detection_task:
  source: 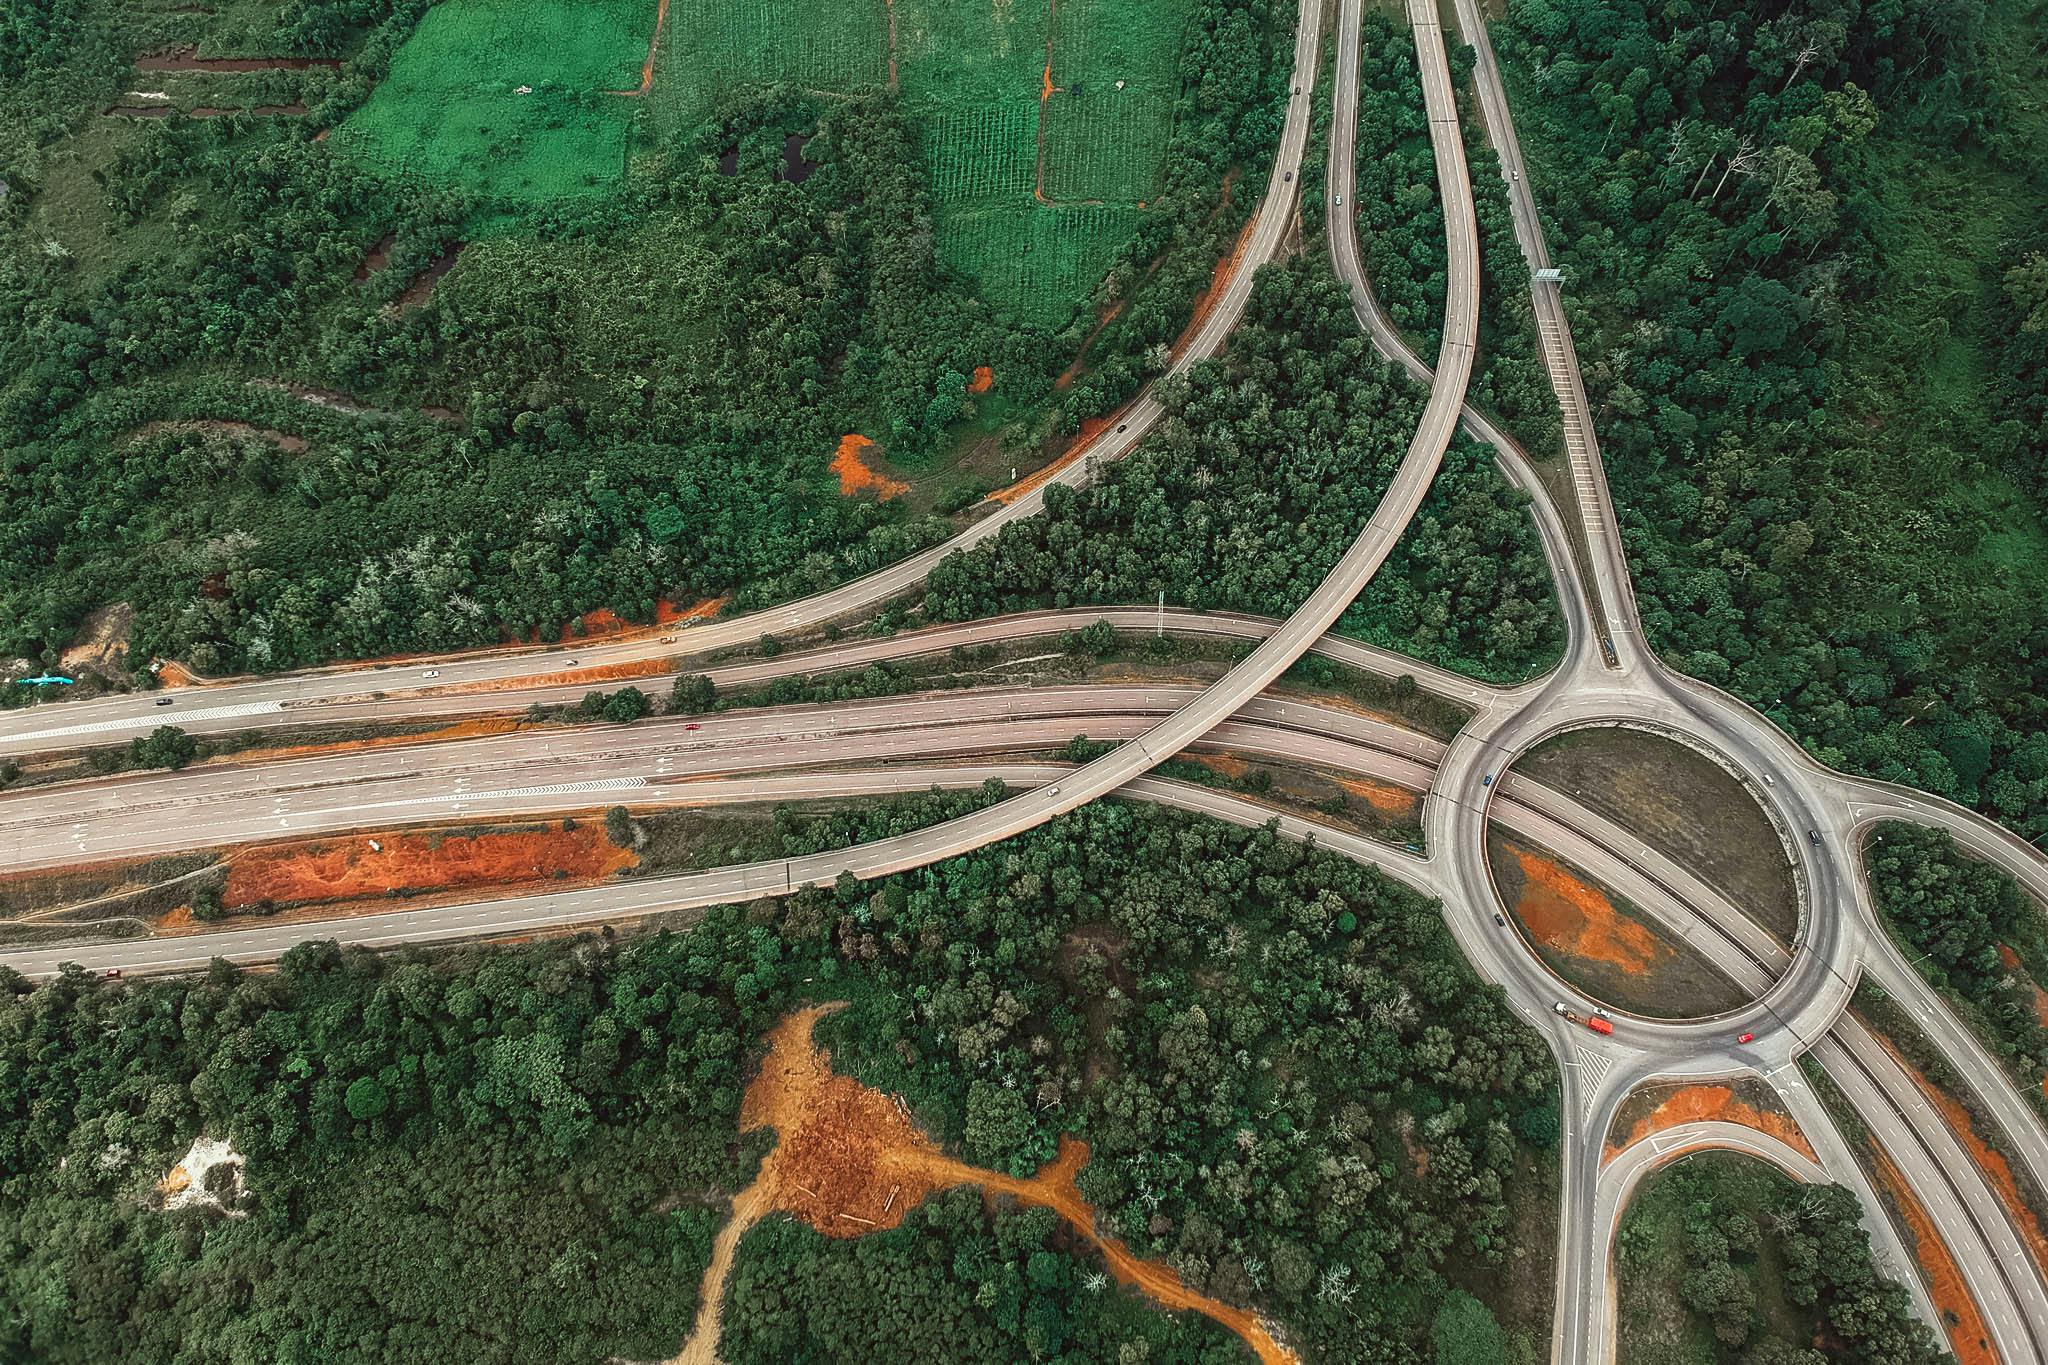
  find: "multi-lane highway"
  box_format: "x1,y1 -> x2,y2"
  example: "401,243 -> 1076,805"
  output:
6,0 -> 2048,1360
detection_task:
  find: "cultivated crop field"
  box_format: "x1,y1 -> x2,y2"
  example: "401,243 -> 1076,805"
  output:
335,0 -> 654,205
337,0 -> 1195,319
653,0 -> 889,134
645,0 -> 1197,326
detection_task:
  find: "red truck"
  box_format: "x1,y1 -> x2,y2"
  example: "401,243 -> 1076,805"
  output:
1554,1002 -> 1614,1035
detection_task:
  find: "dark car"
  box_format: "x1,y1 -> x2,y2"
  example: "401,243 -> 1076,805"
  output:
1807,829 -> 1823,847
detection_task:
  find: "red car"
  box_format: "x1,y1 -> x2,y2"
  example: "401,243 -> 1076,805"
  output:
1736,1032 -> 1754,1044
682,723 -> 702,731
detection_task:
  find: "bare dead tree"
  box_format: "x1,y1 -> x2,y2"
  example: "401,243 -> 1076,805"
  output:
1709,135 -> 1759,205
1781,38 -> 1822,92
1666,115 -> 1691,165
1691,153 -> 1717,200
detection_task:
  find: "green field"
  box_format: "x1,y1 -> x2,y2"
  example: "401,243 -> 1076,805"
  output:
640,0 -> 1195,325
340,0 -> 1194,319
655,0 -> 889,134
335,0 -> 655,204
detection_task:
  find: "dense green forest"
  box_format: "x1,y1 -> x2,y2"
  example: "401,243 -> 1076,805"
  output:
0,798 -> 1557,1363
0,0 -> 1289,675
924,258 -> 1566,682
1348,11 -> 1448,356
1345,15 -> 1560,460
1615,1151 -> 1950,1364
1496,0 -> 2048,836
720,1191 -> 1252,1362
1865,822 -> 2048,1100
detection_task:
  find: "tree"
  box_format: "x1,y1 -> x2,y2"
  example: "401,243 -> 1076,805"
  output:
344,1075 -> 390,1120
671,674 -> 717,713
601,688 -> 649,724
129,725 -> 197,771
1431,1290 -> 1508,1363
604,806 -> 635,848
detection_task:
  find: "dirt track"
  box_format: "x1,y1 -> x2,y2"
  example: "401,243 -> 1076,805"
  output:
672,1004 -> 1299,1363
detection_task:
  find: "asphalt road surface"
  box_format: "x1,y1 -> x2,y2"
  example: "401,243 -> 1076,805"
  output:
8,0 -> 2048,1357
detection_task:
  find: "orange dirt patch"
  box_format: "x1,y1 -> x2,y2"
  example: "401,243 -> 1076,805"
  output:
1604,1084 -> 1814,1164
1335,775 -> 1420,818
152,661 -> 203,688
462,656 -> 677,694
1186,752 -> 1250,781
1167,216 -> 1257,365
1508,842 -> 1667,975
222,824 -> 636,910
563,595 -> 723,644
1871,1031 -> 2048,1279
967,365 -> 994,394
830,434 -> 909,500
675,1005 -> 1300,1365
1869,1141 -> 1995,1365
609,0 -> 669,96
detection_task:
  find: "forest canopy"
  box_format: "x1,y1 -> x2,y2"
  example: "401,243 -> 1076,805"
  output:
0,798 -> 1558,1363
1496,0 -> 2048,835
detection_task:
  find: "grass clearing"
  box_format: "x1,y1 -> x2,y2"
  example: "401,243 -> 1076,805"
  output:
335,0 -> 654,205
933,202 -> 1141,326
1514,726 -> 1798,943
1041,0 -> 1182,202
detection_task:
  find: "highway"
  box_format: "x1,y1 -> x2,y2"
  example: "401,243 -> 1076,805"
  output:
1428,0 -> 2048,1353
8,0 -> 2048,1359
5,0 -> 1478,1016
1592,1122 -> 1833,1365
0,604 -> 1498,751
0,0 -> 1329,763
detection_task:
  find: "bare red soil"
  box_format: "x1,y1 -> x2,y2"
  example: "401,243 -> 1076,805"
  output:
1167,217 -> 1257,365
672,1005 -> 1300,1365
1604,1083 -> 1815,1163
1334,774 -> 1420,818
1870,1030 -> 2048,1278
609,0 -> 670,96
1869,1142 -> 1995,1365
830,434 -> 909,500
222,824 -> 636,909
1508,842 -> 1667,974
